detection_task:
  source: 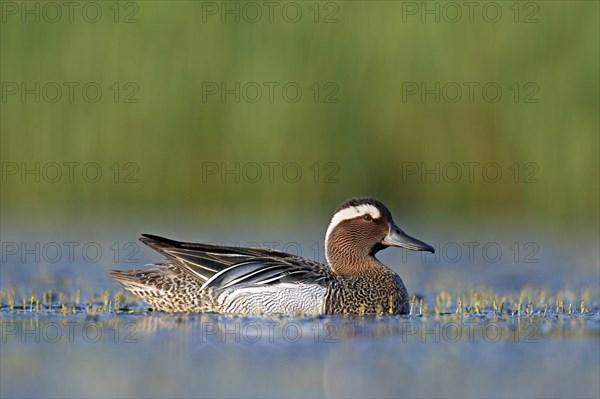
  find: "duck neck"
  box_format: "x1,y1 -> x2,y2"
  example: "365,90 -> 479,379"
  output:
325,240 -> 382,277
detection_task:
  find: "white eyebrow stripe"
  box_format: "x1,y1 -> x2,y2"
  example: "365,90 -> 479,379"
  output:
324,204 -> 381,246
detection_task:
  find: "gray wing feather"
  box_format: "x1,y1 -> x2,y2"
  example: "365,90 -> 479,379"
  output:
139,234 -> 329,291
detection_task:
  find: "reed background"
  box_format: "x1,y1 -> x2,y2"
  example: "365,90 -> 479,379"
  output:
1,1 -> 598,233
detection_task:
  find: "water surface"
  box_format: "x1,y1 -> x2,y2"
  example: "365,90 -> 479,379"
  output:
1,219 -> 598,398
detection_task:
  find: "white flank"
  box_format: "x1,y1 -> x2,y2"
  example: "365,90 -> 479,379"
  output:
218,283 -> 326,314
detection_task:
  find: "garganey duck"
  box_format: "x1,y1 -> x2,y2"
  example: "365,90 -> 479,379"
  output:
110,197 -> 434,315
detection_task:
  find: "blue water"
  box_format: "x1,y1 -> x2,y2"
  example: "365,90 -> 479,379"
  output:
1,218 -> 599,398
1,312 -> 598,398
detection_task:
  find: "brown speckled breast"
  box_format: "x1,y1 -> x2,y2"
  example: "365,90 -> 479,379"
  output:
324,268 -> 409,315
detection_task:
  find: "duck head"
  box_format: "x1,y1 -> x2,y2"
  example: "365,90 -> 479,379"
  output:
324,197 -> 434,276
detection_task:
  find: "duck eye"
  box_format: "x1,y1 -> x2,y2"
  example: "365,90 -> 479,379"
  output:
362,214 -> 372,221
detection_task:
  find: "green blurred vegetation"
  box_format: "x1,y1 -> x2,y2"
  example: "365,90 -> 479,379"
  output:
1,1 -> 598,228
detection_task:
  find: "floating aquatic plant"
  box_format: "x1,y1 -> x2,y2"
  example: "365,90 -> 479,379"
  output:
0,285 -> 597,319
